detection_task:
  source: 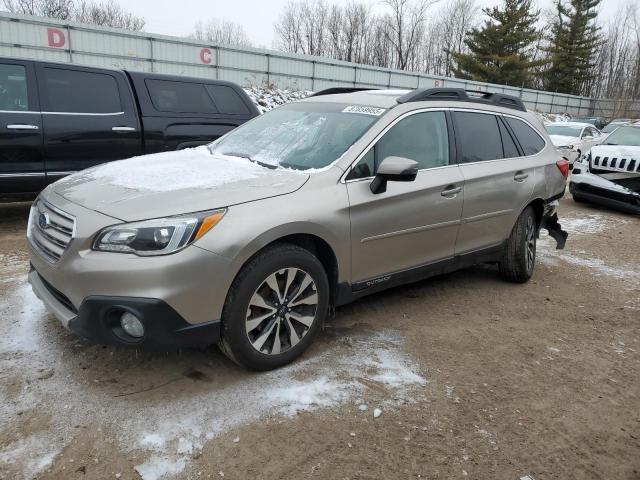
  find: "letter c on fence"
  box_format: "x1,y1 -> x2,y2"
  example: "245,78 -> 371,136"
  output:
200,48 -> 212,64
47,28 -> 66,48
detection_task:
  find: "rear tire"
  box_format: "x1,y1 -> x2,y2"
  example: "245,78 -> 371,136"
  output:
499,206 -> 537,283
572,194 -> 585,203
218,244 -> 329,371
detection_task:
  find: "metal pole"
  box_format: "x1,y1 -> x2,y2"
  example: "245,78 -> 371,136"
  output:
66,24 -> 73,63
149,37 -> 154,72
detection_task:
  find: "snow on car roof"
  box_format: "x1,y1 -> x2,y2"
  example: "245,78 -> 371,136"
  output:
302,89 -> 407,108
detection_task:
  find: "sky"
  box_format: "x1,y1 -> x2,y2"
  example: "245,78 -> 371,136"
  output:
115,0 -> 629,49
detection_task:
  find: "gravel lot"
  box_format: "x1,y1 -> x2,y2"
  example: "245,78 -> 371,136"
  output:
0,197 -> 638,480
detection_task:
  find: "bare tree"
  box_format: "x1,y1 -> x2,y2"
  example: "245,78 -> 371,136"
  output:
3,0 -> 143,30
383,0 -> 438,70
74,0 -> 144,30
193,18 -> 252,47
2,0 -> 73,19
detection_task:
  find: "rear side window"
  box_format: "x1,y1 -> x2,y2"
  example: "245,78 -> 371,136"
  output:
498,118 -> 520,158
42,67 -> 121,113
505,117 -> 545,155
453,112 -> 503,163
146,79 -> 218,114
205,85 -> 250,114
0,64 -> 30,111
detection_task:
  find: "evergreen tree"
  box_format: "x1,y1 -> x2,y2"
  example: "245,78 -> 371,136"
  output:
544,0 -> 602,95
452,0 -> 541,87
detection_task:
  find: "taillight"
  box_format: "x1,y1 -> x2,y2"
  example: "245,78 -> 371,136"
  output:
556,159 -> 569,179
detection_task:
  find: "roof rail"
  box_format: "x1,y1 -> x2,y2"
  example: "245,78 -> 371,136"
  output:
396,88 -> 527,112
310,87 -> 377,97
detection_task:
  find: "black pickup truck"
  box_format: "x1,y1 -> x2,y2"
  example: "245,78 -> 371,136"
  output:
0,57 -> 259,198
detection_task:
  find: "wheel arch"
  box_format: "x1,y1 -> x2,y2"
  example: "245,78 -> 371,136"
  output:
230,225 -> 345,307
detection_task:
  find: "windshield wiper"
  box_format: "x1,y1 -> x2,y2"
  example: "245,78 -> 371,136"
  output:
221,151 -> 278,170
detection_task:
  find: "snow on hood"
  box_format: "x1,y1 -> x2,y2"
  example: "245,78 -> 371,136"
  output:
590,144 -> 640,160
50,146 -> 309,221
549,134 -> 579,147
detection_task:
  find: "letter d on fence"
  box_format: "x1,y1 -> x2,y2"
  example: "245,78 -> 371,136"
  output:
47,28 -> 65,48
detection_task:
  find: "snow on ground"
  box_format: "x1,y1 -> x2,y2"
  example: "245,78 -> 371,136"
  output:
243,86 -> 312,113
537,213 -> 637,283
0,278 -> 427,480
531,111 -> 571,124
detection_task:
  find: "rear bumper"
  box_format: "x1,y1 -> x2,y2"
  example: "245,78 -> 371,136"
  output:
29,269 -> 221,349
569,178 -> 640,215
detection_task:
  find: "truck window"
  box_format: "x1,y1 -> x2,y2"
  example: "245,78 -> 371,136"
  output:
205,85 -> 250,114
41,67 -> 122,114
0,64 -> 30,111
146,79 -> 218,114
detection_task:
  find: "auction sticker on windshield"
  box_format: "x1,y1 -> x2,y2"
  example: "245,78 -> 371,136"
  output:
342,105 -> 386,116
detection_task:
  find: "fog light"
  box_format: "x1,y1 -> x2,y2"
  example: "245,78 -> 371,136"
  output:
120,312 -> 144,338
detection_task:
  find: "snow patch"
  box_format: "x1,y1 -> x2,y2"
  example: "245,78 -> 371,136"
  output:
134,455 -> 187,480
0,278 -> 427,480
68,147 -> 270,193
243,86 -> 312,113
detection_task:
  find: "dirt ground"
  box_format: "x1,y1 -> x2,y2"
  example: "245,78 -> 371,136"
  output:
0,197 -> 638,480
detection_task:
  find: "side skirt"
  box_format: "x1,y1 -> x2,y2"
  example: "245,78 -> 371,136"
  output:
334,243 -> 504,307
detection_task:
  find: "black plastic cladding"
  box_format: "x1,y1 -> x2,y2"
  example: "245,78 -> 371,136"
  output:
396,88 -> 527,112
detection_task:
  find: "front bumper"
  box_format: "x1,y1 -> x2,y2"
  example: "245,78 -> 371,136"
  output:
29,269 -> 221,348
27,191 -> 236,348
570,171 -> 640,214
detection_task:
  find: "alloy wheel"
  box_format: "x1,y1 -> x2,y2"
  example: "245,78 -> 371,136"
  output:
245,268 -> 318,355
525,215 -> 536,273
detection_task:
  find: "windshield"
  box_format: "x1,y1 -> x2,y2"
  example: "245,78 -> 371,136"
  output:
208,103 -> 383,170
602,123 -> 624,133
545,125 -> 582,137
604,126 -> 640,146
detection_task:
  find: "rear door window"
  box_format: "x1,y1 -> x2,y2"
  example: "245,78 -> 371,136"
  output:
452,112 -> 503,163
498,117 -> 520,158
205,85 -> 250,114
504,117 -> 546,155
0,64 -> 30,111
146,79 -> 218,114
41,67 -> 121,113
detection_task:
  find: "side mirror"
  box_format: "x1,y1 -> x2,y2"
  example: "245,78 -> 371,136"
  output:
370,156 -> 418,194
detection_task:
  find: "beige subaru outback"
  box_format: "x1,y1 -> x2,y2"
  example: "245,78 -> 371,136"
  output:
27,88 -> 569,370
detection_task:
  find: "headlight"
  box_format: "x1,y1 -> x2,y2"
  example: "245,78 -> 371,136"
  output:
559,145 -> 574,150
93,209 -> 226,256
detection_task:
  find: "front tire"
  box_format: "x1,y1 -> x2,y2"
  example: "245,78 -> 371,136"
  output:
219,244 -> 329,370
499,206 -> 537,283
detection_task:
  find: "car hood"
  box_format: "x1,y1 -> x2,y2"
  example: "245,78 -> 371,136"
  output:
590,144 -> 640,160
50,146 -> 309,221
549,134 -> 579,147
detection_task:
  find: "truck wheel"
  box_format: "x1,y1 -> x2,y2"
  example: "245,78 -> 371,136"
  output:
499,206 -> 536,283
219,244 -> 329,370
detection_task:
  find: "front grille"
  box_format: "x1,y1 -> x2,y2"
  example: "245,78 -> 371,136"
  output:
591,155 -> 640,174
28,199 -> 76,262
37,271 -> 78,314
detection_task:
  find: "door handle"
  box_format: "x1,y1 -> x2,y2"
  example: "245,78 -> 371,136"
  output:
112,126 -> 136,132
514,171 -> 529,182
7,124 -> 39,130
441,185 -> 462,197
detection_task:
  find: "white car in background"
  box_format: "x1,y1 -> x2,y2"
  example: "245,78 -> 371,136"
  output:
545,122 -> 603,165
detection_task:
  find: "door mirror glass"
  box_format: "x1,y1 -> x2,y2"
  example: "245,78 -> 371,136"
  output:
370,156 -> 418,194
